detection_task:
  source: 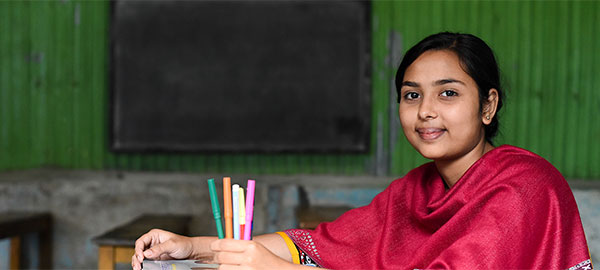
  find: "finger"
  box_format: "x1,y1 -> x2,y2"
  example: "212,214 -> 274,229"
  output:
210,239 -> 250,252
143,240 -> 176,259
131,253 -> 151,270
131,254 -> 141,270
135,230 -> 161,262
195,253 -> 217,264
213,251 -> 250,265
134,230 -> 154,251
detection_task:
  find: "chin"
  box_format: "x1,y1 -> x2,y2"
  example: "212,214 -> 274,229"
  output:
418,150 -> 445,160
412,143 -> 448,160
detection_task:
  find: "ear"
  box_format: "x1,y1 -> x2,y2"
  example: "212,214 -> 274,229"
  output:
482,88 -> 499,125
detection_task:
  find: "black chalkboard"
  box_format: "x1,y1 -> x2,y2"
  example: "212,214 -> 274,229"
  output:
111,0 -> 370,152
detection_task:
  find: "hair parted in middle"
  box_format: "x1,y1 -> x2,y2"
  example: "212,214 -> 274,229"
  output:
395,32 -> 504,144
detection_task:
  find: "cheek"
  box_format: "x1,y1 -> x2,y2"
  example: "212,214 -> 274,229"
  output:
398,105 -> 414,130
444,104 -> 481,134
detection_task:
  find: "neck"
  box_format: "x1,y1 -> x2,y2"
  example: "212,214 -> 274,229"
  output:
434,138 -> 494,189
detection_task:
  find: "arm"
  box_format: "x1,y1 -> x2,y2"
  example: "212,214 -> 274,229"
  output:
210,235 -> 320,270
132,229 -> 313,270
254,233 -> 293,262
131,229 -> 213,270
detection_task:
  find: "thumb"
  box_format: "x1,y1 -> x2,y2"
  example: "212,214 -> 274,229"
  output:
143,241 -> 174,259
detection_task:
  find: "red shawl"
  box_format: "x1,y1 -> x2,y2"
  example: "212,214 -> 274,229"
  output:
285,145 -> 591,269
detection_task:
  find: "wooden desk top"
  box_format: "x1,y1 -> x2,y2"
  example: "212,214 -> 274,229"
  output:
0,212 -> 52,239
93,214 -> 216,247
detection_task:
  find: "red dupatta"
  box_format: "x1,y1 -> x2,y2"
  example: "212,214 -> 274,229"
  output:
285,145 -> 592,269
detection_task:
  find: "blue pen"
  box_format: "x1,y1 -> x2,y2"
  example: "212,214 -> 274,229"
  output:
232,184 -> 240,240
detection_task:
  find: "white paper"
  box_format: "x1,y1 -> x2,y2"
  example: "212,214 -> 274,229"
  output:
142,260 -> 219,270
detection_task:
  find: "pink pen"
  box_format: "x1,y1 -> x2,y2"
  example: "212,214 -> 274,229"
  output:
243,180 -> 255,240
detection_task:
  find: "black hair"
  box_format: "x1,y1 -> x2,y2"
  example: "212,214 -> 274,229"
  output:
395,32 -> 504,144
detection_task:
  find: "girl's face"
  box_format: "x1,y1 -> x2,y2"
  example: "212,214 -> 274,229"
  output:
398,50 -> 488,161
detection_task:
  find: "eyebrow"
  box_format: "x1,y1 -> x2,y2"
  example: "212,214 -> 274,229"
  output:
401,78 -> 466,88
434,78 -> 466,86
401,81 -> 419,87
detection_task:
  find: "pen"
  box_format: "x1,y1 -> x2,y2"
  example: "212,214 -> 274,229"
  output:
223,177 -> 233,239
243,180 -> 255,240
232,184 -> 240,240
239,187 -> 245,239
207,178 -> 224,239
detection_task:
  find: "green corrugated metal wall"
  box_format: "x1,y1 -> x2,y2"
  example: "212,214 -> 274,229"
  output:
378,0 -> 600,179
1,1 -> 599,179
1,1 -> 107,171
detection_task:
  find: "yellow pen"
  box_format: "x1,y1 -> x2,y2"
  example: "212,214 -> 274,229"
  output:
239,187 -> 246,238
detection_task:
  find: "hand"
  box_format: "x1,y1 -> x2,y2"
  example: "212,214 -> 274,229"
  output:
131,229 -> 195,270
211,239 -> 295,270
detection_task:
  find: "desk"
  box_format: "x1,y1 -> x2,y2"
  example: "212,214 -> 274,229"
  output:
0,212 -> 52,269
93,214 -> 214,270
94,208 -> 350,270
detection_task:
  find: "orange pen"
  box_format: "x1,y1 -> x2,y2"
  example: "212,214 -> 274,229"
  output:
223,177 -> 233,239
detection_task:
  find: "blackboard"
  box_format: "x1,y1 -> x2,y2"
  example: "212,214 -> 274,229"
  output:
111,0 -> 371,152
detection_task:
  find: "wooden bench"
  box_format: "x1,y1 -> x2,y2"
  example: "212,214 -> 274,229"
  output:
0,212 -> 52,269
93,214 -> 215,270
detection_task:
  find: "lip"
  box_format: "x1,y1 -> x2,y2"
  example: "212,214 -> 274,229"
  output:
416,128 -> 446,141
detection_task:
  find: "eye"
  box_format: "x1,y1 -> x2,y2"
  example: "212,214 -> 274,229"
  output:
441,90 -> 458,97
404,92 -> 420,100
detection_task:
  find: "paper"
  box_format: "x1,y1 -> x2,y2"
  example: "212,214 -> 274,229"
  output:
142,260 -> 219,270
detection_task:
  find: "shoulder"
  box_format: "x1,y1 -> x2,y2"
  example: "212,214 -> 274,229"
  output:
486,145 -> 552,166
480,144 -> 570,194
485,145 -> 563,180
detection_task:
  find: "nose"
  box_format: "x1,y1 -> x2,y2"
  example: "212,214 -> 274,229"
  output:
418,96 -> 437,120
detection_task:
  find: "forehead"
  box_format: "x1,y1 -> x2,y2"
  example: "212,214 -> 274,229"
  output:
403,50 -> 473,83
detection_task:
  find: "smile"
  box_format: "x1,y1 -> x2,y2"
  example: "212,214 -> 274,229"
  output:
416,128 -> 446,140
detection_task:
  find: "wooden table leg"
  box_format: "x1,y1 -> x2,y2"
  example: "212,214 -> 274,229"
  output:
40,223 -> 53,269
114,247 -> 135,265
98,245 -> 115,270
9,236 -> 20,270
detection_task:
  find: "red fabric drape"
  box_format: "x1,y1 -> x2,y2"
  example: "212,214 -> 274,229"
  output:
286,145 -> 591,269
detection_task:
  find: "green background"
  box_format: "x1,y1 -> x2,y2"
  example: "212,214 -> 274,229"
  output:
1,1 -> 599,179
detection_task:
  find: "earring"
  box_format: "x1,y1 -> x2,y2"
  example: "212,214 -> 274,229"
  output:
486,115 -> 490,120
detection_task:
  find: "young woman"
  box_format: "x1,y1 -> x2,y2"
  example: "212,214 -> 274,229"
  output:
131,32 -> 592,270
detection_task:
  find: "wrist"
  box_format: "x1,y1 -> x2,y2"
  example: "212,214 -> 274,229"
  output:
190,236 -> 218,260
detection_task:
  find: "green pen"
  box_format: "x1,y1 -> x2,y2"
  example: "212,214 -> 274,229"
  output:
208,178 -> 224,239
